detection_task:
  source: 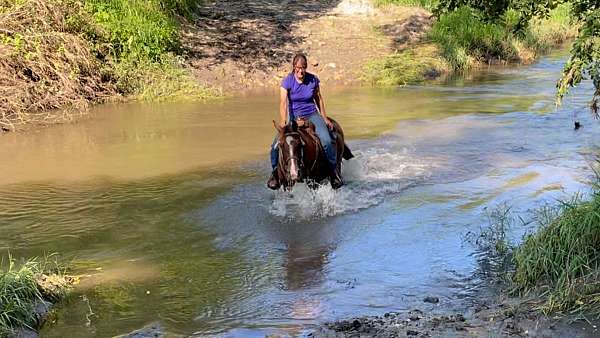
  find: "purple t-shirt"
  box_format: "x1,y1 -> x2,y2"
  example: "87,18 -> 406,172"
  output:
281,72 -> 320,118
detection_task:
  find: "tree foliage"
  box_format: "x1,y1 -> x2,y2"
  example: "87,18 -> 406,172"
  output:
435,0 -> 600,116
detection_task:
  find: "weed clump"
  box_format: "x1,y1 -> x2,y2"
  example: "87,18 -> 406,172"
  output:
362,44 -> 448,86
0,255 -> 72,336
429,6 -> 518,70
429,3 -> 576,71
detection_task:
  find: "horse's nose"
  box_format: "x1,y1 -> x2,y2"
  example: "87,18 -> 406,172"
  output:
290,160 -> 299,181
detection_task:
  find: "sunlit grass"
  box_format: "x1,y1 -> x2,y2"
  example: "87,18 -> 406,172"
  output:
373,0 -> 437,10
0,254 -> 70,336
429,4 -> 576,71
513,192 -> 600,315
362,44 -> 448,86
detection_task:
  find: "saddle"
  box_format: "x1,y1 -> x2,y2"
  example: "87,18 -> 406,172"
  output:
294,117 -> 354,162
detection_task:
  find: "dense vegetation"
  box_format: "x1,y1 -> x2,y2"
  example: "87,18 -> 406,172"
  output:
0,259 -> 44,336
367,0 -> 575,86
436,0 -> 600,116
429,4 -> 573,70
0,0 -> 216,129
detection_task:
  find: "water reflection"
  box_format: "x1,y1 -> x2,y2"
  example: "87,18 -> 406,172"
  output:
285,243 -> 328,291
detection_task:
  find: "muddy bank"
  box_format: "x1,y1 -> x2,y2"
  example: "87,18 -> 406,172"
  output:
316,298 -> 599,337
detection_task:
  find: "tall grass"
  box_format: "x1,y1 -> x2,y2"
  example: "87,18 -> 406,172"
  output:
0,257 -> 45,336
428,4 -> 575,71
83,0 -> 210,97
428,6 -> 518,70
513,191 -> 600,315
85,0 -> 181,61
524,3 -> 576,53
0,254 -> 71,336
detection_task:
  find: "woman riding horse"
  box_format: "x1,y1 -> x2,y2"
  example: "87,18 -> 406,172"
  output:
268,53 -> 344,190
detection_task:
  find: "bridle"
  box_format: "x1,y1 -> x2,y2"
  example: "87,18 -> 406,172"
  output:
278,132 -> 305,183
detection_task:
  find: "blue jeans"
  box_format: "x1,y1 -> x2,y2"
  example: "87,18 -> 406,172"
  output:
270,112 -> 337,170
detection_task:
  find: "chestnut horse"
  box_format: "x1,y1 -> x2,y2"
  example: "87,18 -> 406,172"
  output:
273,118 -> 353,190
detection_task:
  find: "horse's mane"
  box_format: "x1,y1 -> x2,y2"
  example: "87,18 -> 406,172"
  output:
282,124 -> 296,134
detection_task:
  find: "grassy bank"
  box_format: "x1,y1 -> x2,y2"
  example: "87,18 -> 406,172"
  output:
0,255 -> 71,336
0,0 -> 218,129
429,4 -> 575,70
513,192 -> 600,315
470,186 -> 600,318
365,2 -> 576,86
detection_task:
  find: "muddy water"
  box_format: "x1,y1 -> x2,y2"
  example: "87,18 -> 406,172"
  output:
1,50 -> 599,337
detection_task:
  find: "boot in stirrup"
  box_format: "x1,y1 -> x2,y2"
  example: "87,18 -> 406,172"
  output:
330,167 -> 344,190
267,169 -> 281,190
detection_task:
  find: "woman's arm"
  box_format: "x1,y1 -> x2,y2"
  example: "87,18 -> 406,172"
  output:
279,87 -> 288,127
314,86 -> 333,129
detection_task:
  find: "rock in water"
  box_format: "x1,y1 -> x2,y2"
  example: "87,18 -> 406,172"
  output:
423,296 -> 439,304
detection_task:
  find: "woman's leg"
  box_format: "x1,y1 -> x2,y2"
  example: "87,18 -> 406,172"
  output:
307,113 -> 337,169
270,136 -> 279,170
267,135 -> 281,189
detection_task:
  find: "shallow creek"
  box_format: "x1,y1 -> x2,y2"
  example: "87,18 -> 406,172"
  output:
0,50 -> 598,337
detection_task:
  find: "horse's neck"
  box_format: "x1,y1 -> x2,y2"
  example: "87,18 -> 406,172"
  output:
297,128 -> 320,171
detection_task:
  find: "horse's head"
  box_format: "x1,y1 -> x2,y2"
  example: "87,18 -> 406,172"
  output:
274,121 -> 304,190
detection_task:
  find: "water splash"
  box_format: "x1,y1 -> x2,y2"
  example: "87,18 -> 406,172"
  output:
269,148 -> 431,220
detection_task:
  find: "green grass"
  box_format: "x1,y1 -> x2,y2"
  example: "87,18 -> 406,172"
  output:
428,6 -> 518,70
512,191 -> 600,315
81,0 -> 218,100
362,44 -> 448,86
524,3 -> 576,53
428,4 -> 575,71
85,0 -> 181,62
0,255 -> 66,336
119,57 -> 222,101
373,0 -> 437,10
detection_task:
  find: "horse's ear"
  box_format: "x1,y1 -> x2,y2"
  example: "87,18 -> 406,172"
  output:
273,120 -> 283,135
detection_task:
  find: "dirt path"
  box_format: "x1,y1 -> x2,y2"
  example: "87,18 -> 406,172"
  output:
182,0 -> 432,93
